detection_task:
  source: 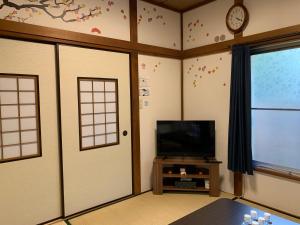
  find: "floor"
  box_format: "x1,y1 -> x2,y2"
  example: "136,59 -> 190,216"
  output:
49,192 -> 300,225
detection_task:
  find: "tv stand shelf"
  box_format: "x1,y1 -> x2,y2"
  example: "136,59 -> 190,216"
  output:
153,157 -> 221,196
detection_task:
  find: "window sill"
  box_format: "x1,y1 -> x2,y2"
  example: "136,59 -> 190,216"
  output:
254,166 -> 300,182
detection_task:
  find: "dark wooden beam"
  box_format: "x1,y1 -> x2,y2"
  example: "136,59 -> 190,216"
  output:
130,52 -> 141,195
180,12 -> 184,120
182,39 -> 234,58
0,19 -> 133,51
182,0 -> 216,13
255,167 -> 300,182
234,172 -> 243,196
142,0 -> 216,13
183,24 -> 300,58
130,0 -> 138,43
0,20 -> 181,59
140,0 -> 181,12
129,0 -> 141,195
135,42 -> 181,58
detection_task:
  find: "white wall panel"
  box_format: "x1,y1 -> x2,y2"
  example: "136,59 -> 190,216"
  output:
139,55 -> 181,192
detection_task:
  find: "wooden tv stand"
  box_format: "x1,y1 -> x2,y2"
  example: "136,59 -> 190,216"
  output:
153,157 -> 221,197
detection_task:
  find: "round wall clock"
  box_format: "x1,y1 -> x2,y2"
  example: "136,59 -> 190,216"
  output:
226,4 -> 249,34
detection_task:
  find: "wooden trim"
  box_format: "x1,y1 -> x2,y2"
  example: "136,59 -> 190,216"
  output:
183,24 -> 300,58
3,7 -> 300,60
0,74 -> 42,164
16,78 -> 22,157
142,0 -> 216,13
0,20 -> 132,51
182,39 -> 234,58
130,0 -> 138,43
180,13 -> 184,120
55,44 -> 66,217
0,20 -> 181,59
255,166 -> 300,183
77,78 -> 120,151
135,43 -> 181,58
239,197 -> 300,220
180,60 -> 184,120
182,0 -> 216,13
180,12 -> 183,51
0,96 -> 3,160
130,52 -> 141,195
234,172 -> 243,197
130,0 -> 141,196
140,0 -> 181,12
235,32 -> 243,38
37,217 -> 63,225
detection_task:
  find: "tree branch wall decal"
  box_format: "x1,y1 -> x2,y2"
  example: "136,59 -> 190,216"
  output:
0,0 -> 102,23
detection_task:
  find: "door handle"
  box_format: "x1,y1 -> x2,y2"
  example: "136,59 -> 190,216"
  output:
122,130 -> 128,136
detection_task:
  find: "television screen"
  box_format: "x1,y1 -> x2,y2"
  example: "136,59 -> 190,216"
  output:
156,121 -> 215,157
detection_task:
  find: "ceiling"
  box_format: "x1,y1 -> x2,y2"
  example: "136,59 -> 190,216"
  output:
143,0 -> 216,12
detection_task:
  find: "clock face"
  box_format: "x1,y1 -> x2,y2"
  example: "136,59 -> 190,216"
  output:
226,5 -> 249,33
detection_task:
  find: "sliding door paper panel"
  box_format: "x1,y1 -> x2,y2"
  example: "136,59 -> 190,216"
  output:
59,45 -> 132,216
0,39 -> 61,225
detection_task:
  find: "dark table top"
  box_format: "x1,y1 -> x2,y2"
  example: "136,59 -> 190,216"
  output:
169,198 -> 299,225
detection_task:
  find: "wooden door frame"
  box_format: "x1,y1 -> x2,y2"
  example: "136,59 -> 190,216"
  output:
0,36 -> 141,223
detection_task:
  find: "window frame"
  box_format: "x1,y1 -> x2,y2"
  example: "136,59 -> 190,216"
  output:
0,73 -> 42,164
250,42 -> 300,181
77,77 -> 120,151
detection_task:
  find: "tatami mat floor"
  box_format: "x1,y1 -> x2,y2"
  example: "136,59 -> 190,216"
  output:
50,191 -> 300,225
68,192 -> 232,225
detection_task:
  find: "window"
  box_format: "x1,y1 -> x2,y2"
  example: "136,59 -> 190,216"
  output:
78,78 -> 119,151
251,46 -> 300,173
0,74 -> 41,163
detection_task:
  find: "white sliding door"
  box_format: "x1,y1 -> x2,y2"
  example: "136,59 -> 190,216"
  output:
0,39 -> 61,225
58,45 -> 132,216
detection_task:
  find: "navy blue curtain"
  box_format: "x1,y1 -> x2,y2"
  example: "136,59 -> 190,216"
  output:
228,45 -> 253,175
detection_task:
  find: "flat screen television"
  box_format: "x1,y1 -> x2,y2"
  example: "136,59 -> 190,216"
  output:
156,121 -> 215,158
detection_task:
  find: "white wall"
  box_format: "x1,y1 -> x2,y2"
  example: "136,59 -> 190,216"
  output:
244,0 -> 300,36
244,172 -> 300,216
0,0 -> 130,40
183,52 -> 233,194
183,0 -> 234,50
137,0 -> 181,50
139,55 -> 181,192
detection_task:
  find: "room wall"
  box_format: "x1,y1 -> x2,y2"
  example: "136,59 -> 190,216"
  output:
244,0 -> 300,36
244,172 -> 300,215
0,0 -> 130,41
182,0 -> 234,50
183,0 -> 300,214
138,55 -> 181,192
183,52 -> 233,194
137,0 -> 181,50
